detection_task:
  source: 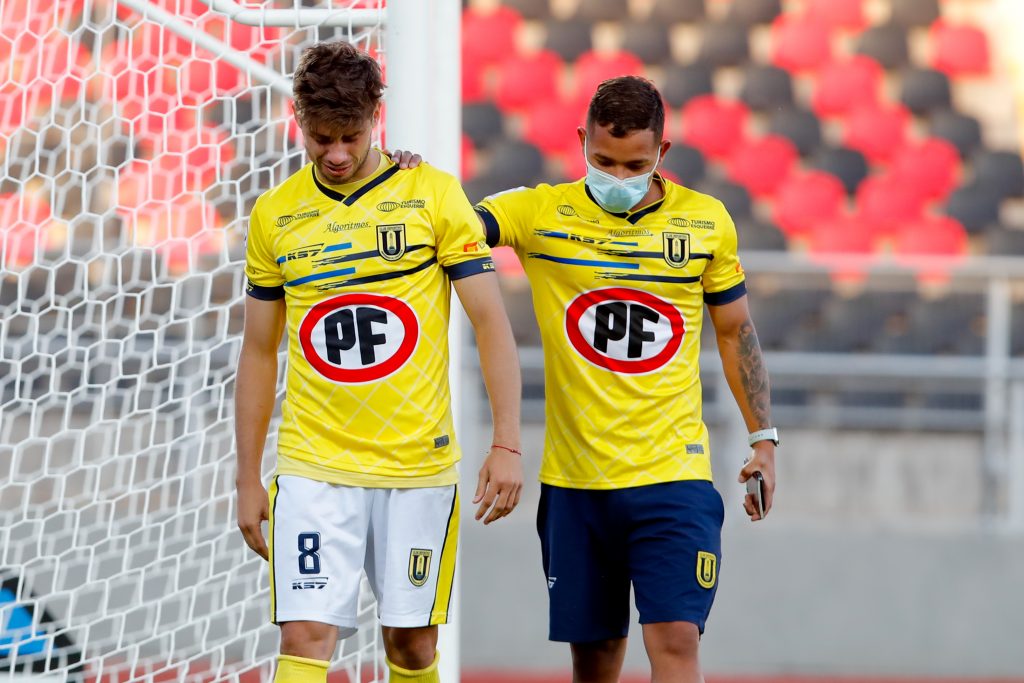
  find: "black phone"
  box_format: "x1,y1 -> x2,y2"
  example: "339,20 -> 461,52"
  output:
745,470 -> 766,519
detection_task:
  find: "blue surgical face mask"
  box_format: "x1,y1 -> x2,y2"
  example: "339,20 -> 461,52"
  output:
584,139 -> 661,214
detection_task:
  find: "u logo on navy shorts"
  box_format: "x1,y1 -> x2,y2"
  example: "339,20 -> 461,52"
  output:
537,479 -> 724,643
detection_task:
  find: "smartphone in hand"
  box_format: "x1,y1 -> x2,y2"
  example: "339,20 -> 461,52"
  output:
746,471 -> 766,519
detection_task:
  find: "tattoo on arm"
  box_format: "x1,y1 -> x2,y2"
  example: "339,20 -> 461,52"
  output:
737,318 -> 771,428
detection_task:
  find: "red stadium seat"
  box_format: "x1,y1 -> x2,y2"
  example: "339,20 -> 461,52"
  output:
929,20 -> 990,76
462,56 -> 486,104
522,97 -> 587,157
493,50 -> 562,113
855,174 -> 928,237
842,103 -> 911,164
811,56 -> 884,118
806,0 -> 866,31
572,50 -> 645,100
893,215 -> 968,282
807,213 -> 878,283
889,138 -> 960,202
0,192 -> 64,270
772,170 -> 847,238
770,14 -> 832,72
680,95 -> 750,160
462,5 -> 522,68
725,134 -> 799,198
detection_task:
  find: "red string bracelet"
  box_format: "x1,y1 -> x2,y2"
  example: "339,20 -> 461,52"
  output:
491,444 -> 522,456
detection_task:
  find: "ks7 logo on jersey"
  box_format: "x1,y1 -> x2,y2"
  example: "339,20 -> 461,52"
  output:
565,288 -> 684,374
299,293 -> 419,383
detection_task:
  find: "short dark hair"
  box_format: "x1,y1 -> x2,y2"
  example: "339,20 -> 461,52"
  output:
586,76 -> 665,138
292,41 -> 384,129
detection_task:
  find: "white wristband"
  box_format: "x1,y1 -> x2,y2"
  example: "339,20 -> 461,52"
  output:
748,428 -> 779,447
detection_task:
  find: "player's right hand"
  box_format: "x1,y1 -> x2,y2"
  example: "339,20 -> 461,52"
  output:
237,479 -> 270,560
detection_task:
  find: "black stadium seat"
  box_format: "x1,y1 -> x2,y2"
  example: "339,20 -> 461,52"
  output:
462,102 -> 505,148
650,0 -> 705,23
620,21 -> 672,64
727,0 -> 781,27
695,178 -> 752,218
697,20 -> 750,67
543,19 -> 593,61
660,62 -> 714,108
890,0 -> 941,28
986,226 -> 1024,255
739,64 -> 794,112
856,23 -> 910,70
945,182 -> 1003,234
810,146 -> 869,195
488,139 -> 546,186
736,218 -> 787,251
973,150 -> 1024,199
768,106 -> 823,156
576,0 -> 629,22
502,0 -> 550,21
930,109 -> 984,158
661,143 -> 706,186
900,67 -> 952,116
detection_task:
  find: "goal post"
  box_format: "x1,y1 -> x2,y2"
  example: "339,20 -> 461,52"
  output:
0,0 -> 463,681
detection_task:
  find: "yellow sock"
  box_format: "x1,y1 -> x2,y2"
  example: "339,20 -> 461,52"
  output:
386,651 -> 440,683
273,654 -> 329,683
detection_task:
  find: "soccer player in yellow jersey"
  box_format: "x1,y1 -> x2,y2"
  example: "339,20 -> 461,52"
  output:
475,77 -> 777,682
234,42 -> 522,683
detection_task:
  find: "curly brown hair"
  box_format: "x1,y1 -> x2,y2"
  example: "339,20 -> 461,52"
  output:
292,41 -> 384,129
587,76 -> 665,139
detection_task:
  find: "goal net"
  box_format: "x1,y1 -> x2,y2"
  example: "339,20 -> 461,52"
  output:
0,1 -> 406,681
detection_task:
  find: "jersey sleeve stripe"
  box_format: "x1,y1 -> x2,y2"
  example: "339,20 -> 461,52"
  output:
475,206 -> 501,247
704,281 -> 747,305
246,280 -> 285,300
444,257 -> 496,280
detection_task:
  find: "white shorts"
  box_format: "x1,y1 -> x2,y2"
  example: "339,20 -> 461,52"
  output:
268,474 -> 459,638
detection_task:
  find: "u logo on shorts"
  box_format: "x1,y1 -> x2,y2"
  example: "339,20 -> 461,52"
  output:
696,551 -> 717,589
408,548 -> 432,587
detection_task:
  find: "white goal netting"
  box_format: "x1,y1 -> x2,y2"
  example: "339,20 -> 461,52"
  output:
1,1 -> 388,680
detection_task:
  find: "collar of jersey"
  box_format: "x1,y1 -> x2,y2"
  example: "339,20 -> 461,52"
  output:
582,173 -> 668,225
310,152 -> 400,206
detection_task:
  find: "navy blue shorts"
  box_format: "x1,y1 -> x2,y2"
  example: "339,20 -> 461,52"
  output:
537,479 -> 724,643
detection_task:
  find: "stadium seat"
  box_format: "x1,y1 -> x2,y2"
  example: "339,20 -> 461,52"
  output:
462,56 -> 486,103
900,67 -> 952,116
929,21 -> 990,76
739,65 -> 794,112
502,0 -> 550,21
930,109 -> 983,159
493,50 -> 562,113
773,170 -> 846,238
806,0 -> 867,31
972,150 -> 1024,199
522,98 -> 586,156
464,173 -> 517,204
620,21 -> 672,65
695,178 -> 752,219
893,215 -> 968,282
807,213 -> 878,284
727,0 -> 781,27
855,23 -> 910,70
855,174 -> 928,237
810,146 -> 869,195
543,19 -> 593,62
736,218 -> 787,251
680,95 -> 750,159
462,102 -> 505,148
986,226 -> 1024,255
811,55 -> 884,118
889,138 -> 961,202
890,0 -> 940,28
0,192 -> 63,271
461,134 -> 476,181
944,183 -> 1003,234
770,14 -> 832,72
462,5 -> 522,67
697,20 -> 750,67
576,0 -> 629,23
487,139 -> 546,187
768,107 -> 823,156
649,0 -> 705,23
660,143 -> 706,187
843,103 -> 911,163
726,134 -> 799,198
573,50 -> 645,99
660,63 -> 714,108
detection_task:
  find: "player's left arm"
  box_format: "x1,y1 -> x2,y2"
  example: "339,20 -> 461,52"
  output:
708,295 -> 775,520
452,273 -> 524,525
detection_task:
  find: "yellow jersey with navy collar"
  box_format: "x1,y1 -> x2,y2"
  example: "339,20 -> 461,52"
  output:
476,176 -> 745,489
245,152 -> 494,487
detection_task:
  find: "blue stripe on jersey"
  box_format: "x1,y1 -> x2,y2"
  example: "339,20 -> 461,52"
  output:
285,267 -> 358,287
445,257 -> 495,280
536,230 -> 638,246
322,243 -> 353,253
528,253 -> 640,270
595,272 -> 701,284
276,242 -> 352,264
317,257 -> 438,291
246,280 -> 285,300
596,249 -> 713,260
314,244 -> 427,268
704,281 -> 747,305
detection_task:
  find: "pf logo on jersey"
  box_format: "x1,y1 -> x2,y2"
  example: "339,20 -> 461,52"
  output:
299,293 -> 419,383
565,288 -> 684,374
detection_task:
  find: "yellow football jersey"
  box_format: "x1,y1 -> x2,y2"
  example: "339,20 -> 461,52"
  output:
245,153 -> 494,487
476,176 -> 745,489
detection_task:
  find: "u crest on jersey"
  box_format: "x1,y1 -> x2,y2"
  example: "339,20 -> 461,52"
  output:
408,548 -> 432,587
377,224 -> 407,261
662,231 -> 690,269
696,550 -> 717,589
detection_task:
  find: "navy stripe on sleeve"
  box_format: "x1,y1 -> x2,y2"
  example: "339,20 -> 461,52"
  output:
475,206 -> 501,248
246,280 -> 285,300
704,281 -> 746,306
445,257 -> 496,280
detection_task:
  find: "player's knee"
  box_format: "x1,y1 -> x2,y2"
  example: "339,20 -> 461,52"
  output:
643,621 -> 700,662
280,621 -> 337,661
382,626 -> 438,670
570,638 -> 627,682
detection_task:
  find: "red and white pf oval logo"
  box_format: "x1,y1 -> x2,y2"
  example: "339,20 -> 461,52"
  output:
565,287 -> 684,374
299,293 -> 419,383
